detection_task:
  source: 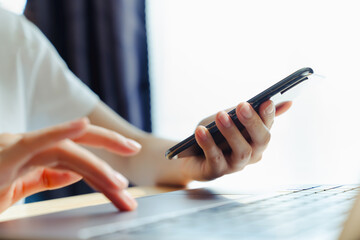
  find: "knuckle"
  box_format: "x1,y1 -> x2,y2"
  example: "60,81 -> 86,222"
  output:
229,147 -> 252,171
262,131 -> 271,145
233,164 -> 246,173
16,136 -> 30,147
228,159 -> 247,173
251,155 -> 263,164
232,150 -> 252,167
211,153 -> 224,165
201,154 -> 225,181
228,156 -> 247,170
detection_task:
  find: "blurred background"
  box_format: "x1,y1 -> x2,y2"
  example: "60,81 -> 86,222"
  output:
147,0 -> 360,188
2,0 -> 360,192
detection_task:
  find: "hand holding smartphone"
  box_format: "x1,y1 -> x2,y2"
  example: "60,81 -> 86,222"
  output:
165,67 -> 314,160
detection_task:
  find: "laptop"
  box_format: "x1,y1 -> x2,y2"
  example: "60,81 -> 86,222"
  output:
0,184 -> 359,240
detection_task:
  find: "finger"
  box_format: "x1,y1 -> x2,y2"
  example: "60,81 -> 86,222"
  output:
10,168 -> 82,205
1,118 -> 89,165
215,111 -> 252,170
258,100 -> 275,129
23,140 -> 137,211
275,101 -> 292,116
194,126 -> 227,180
236,102 -> 271,151
22,118 -> 89,153
73,125 -> 141,156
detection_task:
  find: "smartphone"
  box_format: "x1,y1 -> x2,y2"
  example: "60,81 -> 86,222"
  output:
165,67 -> 314,160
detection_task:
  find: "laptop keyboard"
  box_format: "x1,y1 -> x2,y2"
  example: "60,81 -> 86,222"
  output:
93,185 -> 360,240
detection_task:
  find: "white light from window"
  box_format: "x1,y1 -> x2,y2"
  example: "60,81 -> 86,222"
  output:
147,0 -> 360,187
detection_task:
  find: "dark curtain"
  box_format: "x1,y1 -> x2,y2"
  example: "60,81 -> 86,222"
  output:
24,0 -> 151,203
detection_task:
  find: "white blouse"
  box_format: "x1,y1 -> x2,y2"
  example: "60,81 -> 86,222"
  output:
0,8 -> 99,134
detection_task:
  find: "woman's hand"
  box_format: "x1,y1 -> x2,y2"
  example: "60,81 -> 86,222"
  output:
0,118 -> 141,214
180,100 -> 291,181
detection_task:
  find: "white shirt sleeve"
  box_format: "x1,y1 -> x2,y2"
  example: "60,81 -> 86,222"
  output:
0,9 -> 99,132
22,15 -> 100,131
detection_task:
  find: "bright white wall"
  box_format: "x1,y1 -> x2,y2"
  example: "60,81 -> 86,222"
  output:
147,0 -> 360,187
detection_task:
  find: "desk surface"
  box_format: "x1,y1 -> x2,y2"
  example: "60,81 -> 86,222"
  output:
0,186 -> 180,223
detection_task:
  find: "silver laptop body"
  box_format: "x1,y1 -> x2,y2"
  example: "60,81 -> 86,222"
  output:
0,185 -> 358,240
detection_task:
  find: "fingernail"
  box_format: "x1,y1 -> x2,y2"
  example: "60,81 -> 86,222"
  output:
240,103 -> 253,119
218,111 -> 231,128
122,190 -> 138,209
265,103 -> 275,115
197,126 -> 208,141
126,139 -> 142,151
114,172 -> 129,188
